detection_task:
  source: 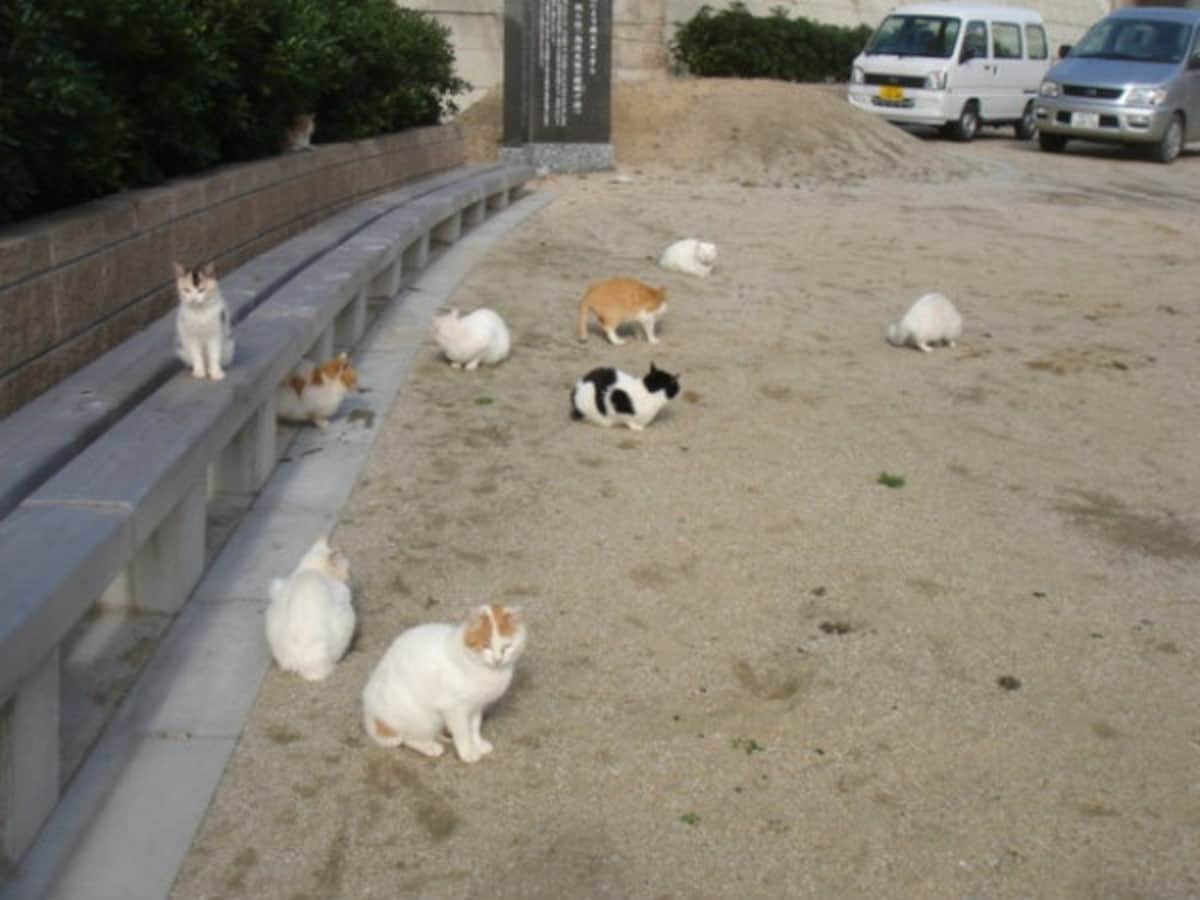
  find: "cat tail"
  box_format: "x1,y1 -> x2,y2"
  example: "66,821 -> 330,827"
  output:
576,299 -> 591,341
570,387 -> 584,420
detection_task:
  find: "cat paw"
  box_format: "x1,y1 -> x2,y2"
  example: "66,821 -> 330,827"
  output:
605,334 -> 625,345
647,336 -> 661,344
191,367 -> 207,380
457,747 -> 483,763
627,422 -> 645,431
916,344 -> 933,353
450,361 -> 463,369
465,359 -> 480,371
477,738 -> 494,756
209,369 -> 226,381
313,417 -> 330,429
406,739 -> 445,758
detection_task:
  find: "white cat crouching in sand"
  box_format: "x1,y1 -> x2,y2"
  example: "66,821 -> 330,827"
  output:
265,537 -> 355,682
659,239 -> 718,277
431,307 -> 511,369
887,292 -> 963,353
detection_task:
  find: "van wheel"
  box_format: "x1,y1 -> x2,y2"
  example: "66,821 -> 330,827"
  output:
1038,132 -> 1067,153
1150,113 -> 1184,164
944,102 -> 980,141
1014,102 -> 1038,141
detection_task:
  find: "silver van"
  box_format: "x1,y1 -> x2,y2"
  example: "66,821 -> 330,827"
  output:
1035,6 -> 1200,162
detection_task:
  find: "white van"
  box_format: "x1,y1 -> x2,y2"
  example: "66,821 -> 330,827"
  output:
848,4 -> 1052,141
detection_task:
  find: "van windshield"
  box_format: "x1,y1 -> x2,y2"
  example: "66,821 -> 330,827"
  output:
1070,18 -> 1191,63
865,15 -> 961,58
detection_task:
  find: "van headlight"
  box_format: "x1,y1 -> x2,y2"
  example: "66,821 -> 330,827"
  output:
924,70 -> 947,90
851,66 -> 864,85
1123,86 -> 1167,106
1039,80 -> 1060,97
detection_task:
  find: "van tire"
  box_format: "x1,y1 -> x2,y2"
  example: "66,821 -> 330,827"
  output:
1038,133 -> 1067,153
1014,102 -> 1037,141
1150,113 -> 1184,164
944,102 -> 980,141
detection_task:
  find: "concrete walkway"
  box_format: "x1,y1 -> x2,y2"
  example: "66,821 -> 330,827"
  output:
1,190 -> 553,900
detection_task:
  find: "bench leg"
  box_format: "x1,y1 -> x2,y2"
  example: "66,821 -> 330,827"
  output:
213,399 -> 277,496
432,212 -> 462,246
102,483 -> 205,614
403,235 -> 430,284
463,199 -> 485,229
1,649 -> 60,868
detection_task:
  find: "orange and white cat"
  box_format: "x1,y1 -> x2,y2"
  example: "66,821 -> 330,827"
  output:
576,277 -> 668,345
363,604 -> 526,763
276,352 -> 358,428
282,113 -> 316,152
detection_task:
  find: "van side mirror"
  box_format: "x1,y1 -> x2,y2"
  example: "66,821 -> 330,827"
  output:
960,46 -> 976,63
1058,44 -> 1071,59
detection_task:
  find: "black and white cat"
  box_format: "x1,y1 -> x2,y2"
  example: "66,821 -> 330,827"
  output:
570,362 -> 680,431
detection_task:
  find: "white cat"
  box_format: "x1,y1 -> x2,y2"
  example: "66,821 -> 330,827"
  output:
570,363 -> 681,431
886,292 -> 963,353
362,604 -> 526,763
173,261 -> 235,380
276,353 -> 359,428
431,307 -> 511,370
658,238 -> 718,278
265,537 -> 355,682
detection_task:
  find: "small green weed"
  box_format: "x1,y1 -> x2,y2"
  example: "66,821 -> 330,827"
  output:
474,396 -> 494,406
679,812 -> 700,826
731,737 -> 765,755
877,472 -> 906,488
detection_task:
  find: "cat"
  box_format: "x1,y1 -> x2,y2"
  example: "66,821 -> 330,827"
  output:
576,277 -> 668,345
276,352 -> 359,428
886,292 -> 963,353
362,604 -> 526,763
659,239 -> 718,278
431,307 -> 511,370
265,536 -> 355,682
173,261 -> 235,381
570,362 -> 680,431
282,113 -> 316,153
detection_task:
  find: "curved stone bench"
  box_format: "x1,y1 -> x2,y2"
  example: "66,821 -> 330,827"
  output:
0,160 -> 535,868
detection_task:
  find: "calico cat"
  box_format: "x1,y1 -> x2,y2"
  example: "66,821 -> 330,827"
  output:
576,277 -> 668,344
570,362 -> 680,431
282,113 -> 316,152
431,307 -> 511,369
659,239 -> 718,278
276,352 -> 359,428
362,604 -> 527,763
265,536 -> 355,682
173,261 -> 235,381
886,292 -> 963,353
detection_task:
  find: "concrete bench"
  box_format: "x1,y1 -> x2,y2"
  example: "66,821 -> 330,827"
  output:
0,161 -> 535,869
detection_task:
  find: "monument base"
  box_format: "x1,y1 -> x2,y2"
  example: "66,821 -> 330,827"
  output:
500,143 -> 614,174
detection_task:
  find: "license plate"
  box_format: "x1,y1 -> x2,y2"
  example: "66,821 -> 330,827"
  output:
1072,112 -> 1100,129
880,85 -> 905,102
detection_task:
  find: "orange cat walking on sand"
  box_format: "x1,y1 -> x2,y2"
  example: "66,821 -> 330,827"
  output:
576,277 -> 668,345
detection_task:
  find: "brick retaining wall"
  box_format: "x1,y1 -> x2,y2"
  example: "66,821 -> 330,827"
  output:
0,124 -> 466,418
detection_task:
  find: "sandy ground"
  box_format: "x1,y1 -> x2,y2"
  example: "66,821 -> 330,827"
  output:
171,80 -> 1200,899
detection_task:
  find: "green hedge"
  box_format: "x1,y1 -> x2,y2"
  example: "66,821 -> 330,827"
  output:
0,0 -> 467,224
670,3 -> 872,83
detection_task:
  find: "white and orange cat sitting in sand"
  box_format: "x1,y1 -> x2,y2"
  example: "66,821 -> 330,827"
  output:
276,352 -> 359,428
577,277 -> 668,345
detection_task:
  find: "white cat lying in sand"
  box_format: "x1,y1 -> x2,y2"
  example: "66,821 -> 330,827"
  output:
886,293 -> 963,353
658,239 -> 718,278
431,307 -> 511,369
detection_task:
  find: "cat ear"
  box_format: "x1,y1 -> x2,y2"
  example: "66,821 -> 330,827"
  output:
200,263 -> 216,279
172,261 -> 186,279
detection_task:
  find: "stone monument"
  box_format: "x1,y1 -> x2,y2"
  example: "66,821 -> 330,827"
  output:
501,0 -> 614,172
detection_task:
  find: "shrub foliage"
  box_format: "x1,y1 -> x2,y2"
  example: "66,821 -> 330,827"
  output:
671,3 -> 872,83
0,0 -> 467,223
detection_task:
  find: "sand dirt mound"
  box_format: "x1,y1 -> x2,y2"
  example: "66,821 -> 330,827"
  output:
458,77 -> 983,183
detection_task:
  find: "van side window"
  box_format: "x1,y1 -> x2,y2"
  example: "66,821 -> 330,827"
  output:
992,22 -> 1022,59
964,20 -> 988,59
1025,24 -> 1048,60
